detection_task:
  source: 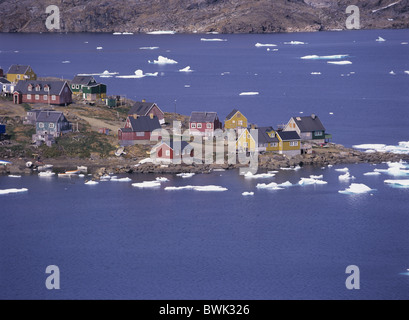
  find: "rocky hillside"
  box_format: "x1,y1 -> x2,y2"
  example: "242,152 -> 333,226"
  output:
0,0 -> 408,33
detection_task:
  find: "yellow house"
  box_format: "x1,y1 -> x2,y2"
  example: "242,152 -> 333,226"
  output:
225,109 -> 247,131
277,131 -> 301,156
258,127 -> 280,152
6,65 -> 37,83
236,128 -> 256,152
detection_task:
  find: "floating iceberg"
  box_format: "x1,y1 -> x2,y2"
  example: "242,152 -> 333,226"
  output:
200,38 -> 227,42
8,175 -> 21,178
298,178 -> 328,185
353,142 -> 409,154
179,66 -> 193,72
376,36 -> 386,42
140,47 -> 160,50
311,72 -> 322,75
389,71 -> 396,75
284,41 -> 306,45
301,54 -> 349,60
402,42 -> 409,45
256,182 -> 283,190
239,92 -> 259,96
62,61 -> 71,64
38,171 -> 55,177
244,172 -> 276,179
364,172 -> 381,176
242,192 -> 255,196
96,47 -> 103,50
310,175 -> 323,179
176,173 -> 195,178
0,188 -> 28,195
146,30 -> 176,35
110,177 -> 132,182
384,180 -> 409,188
327,61 -> 352,65
280,166 -> 301,171
339,183 -> 373,194
405,71 -> 409,75
132,181 -> 161,188
85,181 -> 99,185
149,56 -> 178,64
277,181 -> 293,187
339,172 -> 356,181
116,69 -> 158,79
335,167 -> 349,173
165,185 -> 227,192
79,70 -> 119,77
156,177 -> 169,182
113,32 -> 122,35
255,43 -> 277,47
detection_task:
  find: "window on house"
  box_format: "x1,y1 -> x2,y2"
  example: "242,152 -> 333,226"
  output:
290,141 -> 299,147
206,123 -> 212,129
244,142 -> 248,147
39,123 -> 44,128
238,120 -> 243,126
136,132 -> 145,137
165,150 -> 170,156
191,123 -> 196,129
76,85 -> 80,89
315,131 -> 323,136
72,85 -> 75,89
44,87 -> 49,92
232,120 -> 236,124
17,75 -> 20,79
43,95 -> 47,100
271,143 -> 278,147
35,86 -> 40,91
27,94 -> 32,99
52,95 -> 56,101
197,123 -> 202,129
49,123 -> 55,129
28,86 -> 32,91
35,95 -> 39,100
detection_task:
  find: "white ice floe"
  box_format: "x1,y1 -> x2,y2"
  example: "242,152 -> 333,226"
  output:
38,171 -> 55,177
298,178 -> 328,185
389,71 -> 396,75
384,180 -> 409,188
339,183 -> 373,194
311,72 -> 322,75
376,36 -> 386,42
327,61 -> 352,65
110,177 -> 132,182
179,66 -> 193,72
255,43 -> 277,47
116,69 -> 158,79
79,174 -> 85,178
301,54 -> 349,60
122,32 -> 133,35
85,181 -> 99,185
96,47 -> 103,50
256,182 -> 284,190
140,47 -> 160,50
113,32 -> 122,35
353,142 -> 409,155
310,175 -> 323,179
0,188 -> 28,195
8,175 -> 21,178
338,172 -> 356,181
374,166 -> 409,177
156,177 -> 169,182
149,55 -> 178,64
239,92 -> 259,96
165,185 -> 228,192
242,192 -> 255,196
244,172 -> 276,179
364,172 -> 381,176
280,165 -> 301,171
79,70 -> 119,77
335,167 -> 349,173
284,41 -> 306,45
132,181 -> 161,188
176,173 -> 195,178
402,42 -> 409,45
146,30 -> 176,35
200,38 -> 227,42
277,181 -> 293,187
62,61 -> 71,64
405,71 -> 409,75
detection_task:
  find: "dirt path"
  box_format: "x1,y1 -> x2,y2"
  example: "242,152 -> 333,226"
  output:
0,99 -> 26,117
78,115 -> 121,132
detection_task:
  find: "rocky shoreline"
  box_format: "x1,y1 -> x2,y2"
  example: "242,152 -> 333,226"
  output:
1,143 -> 408,178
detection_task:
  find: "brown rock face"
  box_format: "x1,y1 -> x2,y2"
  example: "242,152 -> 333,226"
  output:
0,0 -> 408,33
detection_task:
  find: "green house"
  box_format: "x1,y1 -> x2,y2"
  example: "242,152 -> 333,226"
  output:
70,75 -> 97,94
82,83 -> 107,101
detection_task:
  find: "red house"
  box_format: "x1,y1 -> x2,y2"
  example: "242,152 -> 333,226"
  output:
189,112 -> 222,137
118,115 -> 161,146
13,80 -> 72,106
151,140 -> 191,163
129,101 -> 165,125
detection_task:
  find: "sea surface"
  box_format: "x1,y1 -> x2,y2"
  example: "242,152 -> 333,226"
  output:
1,29 -> 409,300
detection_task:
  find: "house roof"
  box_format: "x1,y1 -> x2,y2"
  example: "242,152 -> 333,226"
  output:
0,77 -> 10,84
128,102 -> 161,116
128,115 -> 161,132
277,131 -> 301,141
158,140 -> 190,150
256,126 -> 279,144
36,111 -> 65,123
225,109 -> 239,120
190,112 -> 218,123
292,114 -> 325,132
7,64 -> 31,75
71,75 -> 96,86
14,80 -> 69,95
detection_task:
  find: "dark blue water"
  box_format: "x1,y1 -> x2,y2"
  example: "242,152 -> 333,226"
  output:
1,30 -> 409,300
1,29 -> 409,147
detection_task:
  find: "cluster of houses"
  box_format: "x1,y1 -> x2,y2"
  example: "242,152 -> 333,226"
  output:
118,102 -> 329,162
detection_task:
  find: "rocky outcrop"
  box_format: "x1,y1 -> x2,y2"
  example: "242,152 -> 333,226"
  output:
0,0 -> 408,33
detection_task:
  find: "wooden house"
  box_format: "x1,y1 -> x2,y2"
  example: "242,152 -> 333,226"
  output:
129,101 -> 165,125
237,126 -> 280,153
151,140 -> 191,163
283,114 -> 326,144
24,109 -> 48,125
118,115 -> 161,145
277,131 -> 301,157
189,112 -> 222,137
224,109 -> 247,133
6,65 -> 37,83
236,128 -> 256,153
35,111 -> 72,137
0,77 -> 11,95
70,75 -> 107,101
13,80 -> 72,106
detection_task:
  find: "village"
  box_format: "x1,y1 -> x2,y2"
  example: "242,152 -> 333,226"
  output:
0,63 -> 403,176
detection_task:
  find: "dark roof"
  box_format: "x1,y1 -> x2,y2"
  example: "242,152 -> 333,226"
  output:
190,112 -> 218,123
278,131 -> 301,141
0,77 -> 10,84
256,126 -> 279,144
225,109 -> 239,120
129,102 -> 157,116
128,115 -> 161,132
292,115 -> 325,132
7,64 -> 31,75
36,111 -> 65,123
14,80 -> 68,95
162,140 -> 190,150
71,75 -> 96,86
